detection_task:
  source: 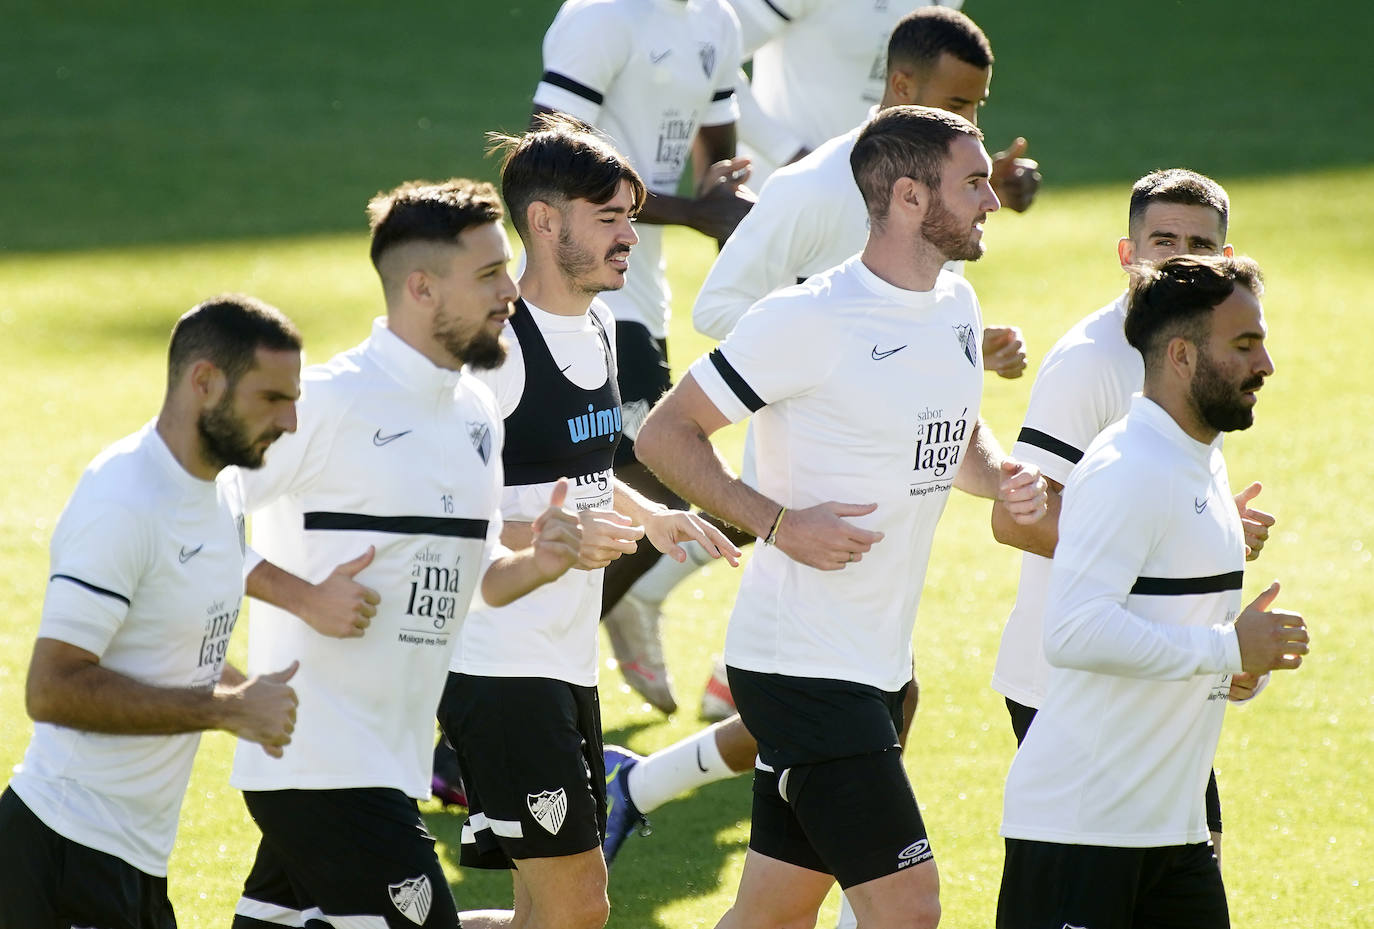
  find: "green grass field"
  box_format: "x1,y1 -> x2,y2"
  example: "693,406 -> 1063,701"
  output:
2,1 -> 1372,926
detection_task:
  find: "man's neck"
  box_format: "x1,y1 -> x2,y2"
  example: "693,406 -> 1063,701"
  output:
860,227 -> 946,293
1143,384 -> 1219,445
155,409 -> 220,481
518,264 -> 594,317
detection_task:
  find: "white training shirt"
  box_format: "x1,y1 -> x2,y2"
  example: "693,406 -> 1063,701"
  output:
1002,396 -> 1245,847
991,295 -> 1143,709
453,299 -> 617,686
534,0 -> 742,340
729,0 -> 960,181
12,423 -> 247,877
232,319 -> 503,799
691,256 -> 984,691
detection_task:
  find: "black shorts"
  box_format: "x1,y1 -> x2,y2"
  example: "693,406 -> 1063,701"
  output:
0,787 -> 176,929
613,321 -> 671,466
727,667 -> 929,888
997,838 -> 1227,929
437,673 -> 607,869
1005,700 -> 1223,833
232,787 -> 456,929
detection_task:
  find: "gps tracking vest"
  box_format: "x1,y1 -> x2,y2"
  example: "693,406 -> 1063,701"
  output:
501,299 -> 622,486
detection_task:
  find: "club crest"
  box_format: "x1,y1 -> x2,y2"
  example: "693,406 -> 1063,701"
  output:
468,420 -> 492,464
698,42 -> 717,77
527,787 -> 569,835
952,323 -> 978,366
388,874 -> 433,925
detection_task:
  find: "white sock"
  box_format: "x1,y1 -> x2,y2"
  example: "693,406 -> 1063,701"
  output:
626,724 -> 737,813
627,541 -> 711,605
835,893 -> 857,929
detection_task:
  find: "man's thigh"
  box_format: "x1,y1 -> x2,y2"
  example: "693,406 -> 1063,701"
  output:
1137,842 -> 1229,929
233,787 -> 456,929
0,787 -> 175,929
438,674 -> 605,869
998,839 -> 1227,929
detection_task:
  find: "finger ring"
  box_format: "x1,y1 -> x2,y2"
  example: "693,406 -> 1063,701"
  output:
848,552 -> 856,563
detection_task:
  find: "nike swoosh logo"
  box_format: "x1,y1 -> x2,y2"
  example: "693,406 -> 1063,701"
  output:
178,544 -> 204,564
871,345 -> 907,361
1194,497 -> 1208,514
650,49 -> 671,63
373,428 -> 412,447
559,364 -> 573,374
695,745 -> 708,773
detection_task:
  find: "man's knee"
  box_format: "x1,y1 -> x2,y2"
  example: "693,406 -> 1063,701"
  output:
554,887 -> 609,929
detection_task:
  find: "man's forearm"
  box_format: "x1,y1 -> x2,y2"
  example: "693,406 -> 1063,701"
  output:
953,419 -> 1006,499
480,550 -> 557,608
612,479 -> 665,525
28,640 -> 237,736
246,559 -> 313,614
637,412 -> 777,539
992,487 -> 1062,557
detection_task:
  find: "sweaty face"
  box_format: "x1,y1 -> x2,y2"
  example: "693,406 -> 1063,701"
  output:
1124,202 -> 1229,265
1188,286 -> 1273,433
198,348 -> 301,469
907,53 -> 991,125
556,179 -> 639,297
431,223 -> 518,371
924,133 -> 1000,261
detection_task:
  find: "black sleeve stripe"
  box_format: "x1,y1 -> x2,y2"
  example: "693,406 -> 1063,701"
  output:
760,0 -> 792,22
1130,571 -> 1244,596
707,349 -> 766,413
1016,427 -> 1084,465
50,574 -> 131,606
711,89 -> 734,102
304,513 -> 490,539
540,71 -> 605,106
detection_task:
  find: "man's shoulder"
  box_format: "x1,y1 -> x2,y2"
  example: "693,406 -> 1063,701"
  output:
1040,296 -> 1138,379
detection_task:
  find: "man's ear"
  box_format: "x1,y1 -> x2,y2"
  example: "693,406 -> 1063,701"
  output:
891,175 -> 929,222
526,200 -> 560,241
887,66 -> 918,105
406,268 -> 435,306
1165,334 -> 1197,381
187,359 -> 227,409
1118,236 -> 1135,269
1222,243 -> 1234,258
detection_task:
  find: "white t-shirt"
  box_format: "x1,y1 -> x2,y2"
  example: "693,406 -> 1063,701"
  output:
534,0 -> 742,340
1002,396 -> 1245,847
453,299 -> 617,686
729,0 -> 961,181
232,320 -> 503,799
691,257 -> 984,691
991,295 -> 1144,709
12,423 -> 247,877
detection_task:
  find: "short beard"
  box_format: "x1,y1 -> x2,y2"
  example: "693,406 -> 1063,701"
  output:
557,226 -> 630,297
921,191 -> 985,263
462,328 -> 509,371
1191,347 -> 1260,433
198,392 -> 276,470
434,310 -> 508,371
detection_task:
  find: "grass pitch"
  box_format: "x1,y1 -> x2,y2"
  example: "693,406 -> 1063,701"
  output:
1,1 -> 1371,926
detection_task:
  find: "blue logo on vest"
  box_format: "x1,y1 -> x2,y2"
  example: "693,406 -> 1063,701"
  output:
568,404 -> 621,444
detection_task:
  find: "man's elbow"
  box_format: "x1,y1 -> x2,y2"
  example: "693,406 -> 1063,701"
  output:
635,405 -> 670,473
26,674 -> 64,724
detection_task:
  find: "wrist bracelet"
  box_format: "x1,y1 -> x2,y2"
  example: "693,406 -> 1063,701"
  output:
764,505 -> 787,546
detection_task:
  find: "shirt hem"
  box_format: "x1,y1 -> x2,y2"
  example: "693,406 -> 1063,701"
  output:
1000,824 -> 1211,847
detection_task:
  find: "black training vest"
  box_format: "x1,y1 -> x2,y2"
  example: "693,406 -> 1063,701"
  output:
502,299 -> 622,487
